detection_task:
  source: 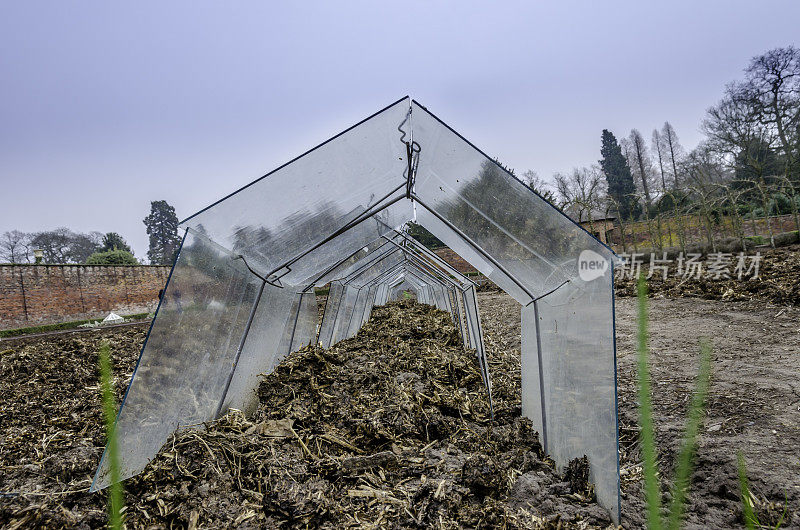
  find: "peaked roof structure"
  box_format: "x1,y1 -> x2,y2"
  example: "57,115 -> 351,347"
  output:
93,97 -> 620,521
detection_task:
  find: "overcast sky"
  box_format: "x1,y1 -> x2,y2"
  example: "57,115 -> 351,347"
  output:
2,1 -> 799,259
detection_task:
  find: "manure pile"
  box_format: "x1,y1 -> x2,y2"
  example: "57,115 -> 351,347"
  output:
614,243 -> 800,305
1,299 -> 613,529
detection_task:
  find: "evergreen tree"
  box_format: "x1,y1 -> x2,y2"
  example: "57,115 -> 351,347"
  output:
600,130 -> 640,220
406,221 -> 445,249
100,232 -> 133,254
86,249 -> 138,265
143,200 -> 181,265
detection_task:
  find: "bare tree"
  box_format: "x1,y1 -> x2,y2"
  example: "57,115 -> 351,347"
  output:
721,182 -> 751,251
703,90 -> 764,164
661,189 -> 688,254
627,129 -> 656,207
521,169 -> 556,203
0,230 -> 31,263
661,122 -> 684,188
28,228 -> 102,264
30,228 -> 75,264
703,61 -> 786,190
554,165 -> 604,234
683,145 -> 731,187
652,128 -> 668,192
739,47 -> 800,174
683,146 -> 731,251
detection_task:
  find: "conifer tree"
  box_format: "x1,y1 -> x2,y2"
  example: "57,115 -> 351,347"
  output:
143,200 -> 181,265
600,130 -> 640,220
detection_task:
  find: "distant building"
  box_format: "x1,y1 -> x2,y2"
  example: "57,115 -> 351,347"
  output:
566,208 -> 617,245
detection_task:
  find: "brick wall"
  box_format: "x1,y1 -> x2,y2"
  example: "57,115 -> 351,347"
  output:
0,265 -> 171,330
434,248 -> 477,274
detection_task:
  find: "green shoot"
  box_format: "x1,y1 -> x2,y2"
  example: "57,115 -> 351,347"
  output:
637,275 -> 715,529
637,275 -> 662,529
666,341 -> 712,529
738,451 -> 758,530
99,342 -> 124,530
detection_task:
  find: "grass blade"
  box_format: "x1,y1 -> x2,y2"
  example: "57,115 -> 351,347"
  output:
666,341 -> 712,529
738,451 -> 758,530
99,342 -> 124,530
637,275 -> 662,530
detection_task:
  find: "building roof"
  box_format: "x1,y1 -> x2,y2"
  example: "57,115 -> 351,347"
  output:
565,206 -> 617,224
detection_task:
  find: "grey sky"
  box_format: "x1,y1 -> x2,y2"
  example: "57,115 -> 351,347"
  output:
2,1 -> 798,260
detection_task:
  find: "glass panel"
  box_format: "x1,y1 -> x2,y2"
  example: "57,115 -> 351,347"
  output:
291,291 -> 320,351
346,286 -> 370,338
182,98 -> 413,278
432,284 -> 447,311
444,286 -> 455,319
412,100 -> 618,520
527,275 -> 619,521
220,283 -> 298,415
375,283 -> 388,305
412,101 -> 613,302
330,285 -> 360,345
347,250 -> 405,286
414,208 -> 530,302
520,303 -> 543,436
278,203 -> 412,286
462,285 -> 490,389
308,236 -> 392,288
454,289 -> 471,347
358,284 -> 377,328
93,230 -> 260,489
319,281 -> 344,348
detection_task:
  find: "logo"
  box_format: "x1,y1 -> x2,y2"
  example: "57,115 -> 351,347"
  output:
577,249 -> 609,281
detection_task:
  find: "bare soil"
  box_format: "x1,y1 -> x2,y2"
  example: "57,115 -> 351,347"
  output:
0,292 -> 797,528
479,292 -> 800,529
615,296 -> 800,529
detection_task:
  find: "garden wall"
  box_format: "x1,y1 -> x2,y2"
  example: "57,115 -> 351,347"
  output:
434,248 -> 477,274
0,265 -> 171,330
606,212 -> 800,252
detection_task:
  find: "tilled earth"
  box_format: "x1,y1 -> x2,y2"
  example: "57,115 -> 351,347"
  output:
0,300 -> 607,529
1,289 -> 798,528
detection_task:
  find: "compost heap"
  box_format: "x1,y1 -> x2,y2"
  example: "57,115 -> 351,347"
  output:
614,243 -> 800,305
1,300 -> 612,529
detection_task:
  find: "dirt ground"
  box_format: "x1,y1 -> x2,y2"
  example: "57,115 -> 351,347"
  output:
479,291 -> 799,528
615,296 -> 800,529
0,290 -> 798,528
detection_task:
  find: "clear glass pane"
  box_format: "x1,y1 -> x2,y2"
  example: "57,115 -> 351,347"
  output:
291,291 -> 320,351
183,98 -> 413,280
412,101 -> 612,302
527,275 -> 619,521
330,285 -> 360,345
220,283 -> 298,415
93,230 -> 260,488
319,281 -> 345,348
412,101 -> 618,520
